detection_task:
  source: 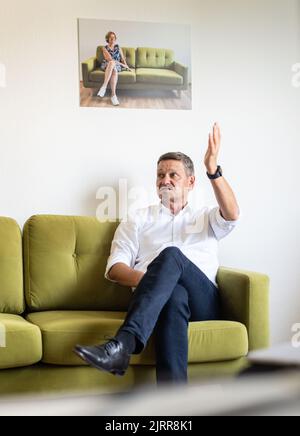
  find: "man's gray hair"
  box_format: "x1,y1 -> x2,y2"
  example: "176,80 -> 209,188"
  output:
157,152 -> 195,176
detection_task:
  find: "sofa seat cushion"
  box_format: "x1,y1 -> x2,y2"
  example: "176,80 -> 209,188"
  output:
0,314 -> 42,369
26,311 -> 248,366
89,69 -> 136,84
136,68 -> 183,86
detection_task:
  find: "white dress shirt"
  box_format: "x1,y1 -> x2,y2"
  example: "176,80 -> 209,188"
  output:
104,202 -> 239,290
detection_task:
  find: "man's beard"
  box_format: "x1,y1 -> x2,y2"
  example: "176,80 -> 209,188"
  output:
159,187 -> 176,207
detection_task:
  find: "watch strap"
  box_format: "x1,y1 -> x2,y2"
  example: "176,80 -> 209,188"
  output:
207,165 -> 223,180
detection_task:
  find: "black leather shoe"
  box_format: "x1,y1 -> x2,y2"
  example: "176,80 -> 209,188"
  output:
74,339 -> 130,377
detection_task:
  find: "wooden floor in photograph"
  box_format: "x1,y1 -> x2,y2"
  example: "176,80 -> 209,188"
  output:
80,82 -> 192,110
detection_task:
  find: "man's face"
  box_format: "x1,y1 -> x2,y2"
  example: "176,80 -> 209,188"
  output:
156,160 -> 195,207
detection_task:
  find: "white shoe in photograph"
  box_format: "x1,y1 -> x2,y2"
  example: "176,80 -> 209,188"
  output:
111,95 -> 120,106
97,86 -> 107,98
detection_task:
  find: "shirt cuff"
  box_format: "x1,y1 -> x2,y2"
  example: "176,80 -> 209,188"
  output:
104,256 -> 132,283
215,208 -> 240,228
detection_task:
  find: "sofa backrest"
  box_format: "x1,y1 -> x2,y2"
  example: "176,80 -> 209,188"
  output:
96,46 -> 136,68
23,215 -> 132,312
95,46 -> 175,70
136,47 -> 174,69
0,218 -> 24,314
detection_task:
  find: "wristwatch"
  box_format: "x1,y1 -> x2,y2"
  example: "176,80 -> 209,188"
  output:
207,165 -> 223,180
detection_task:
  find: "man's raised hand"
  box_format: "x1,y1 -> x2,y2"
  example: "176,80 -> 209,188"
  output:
204,123 -> 221,174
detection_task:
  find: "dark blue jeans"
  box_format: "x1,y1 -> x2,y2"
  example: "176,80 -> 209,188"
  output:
118,247 -> 220,383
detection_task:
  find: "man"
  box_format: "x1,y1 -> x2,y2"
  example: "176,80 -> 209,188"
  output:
75,123 -> 240,383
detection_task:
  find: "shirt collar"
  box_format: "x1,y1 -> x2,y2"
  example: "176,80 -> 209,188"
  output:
159,202 -> 192,217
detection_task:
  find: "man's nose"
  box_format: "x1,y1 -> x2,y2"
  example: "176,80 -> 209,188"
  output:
160,175 -> 172,185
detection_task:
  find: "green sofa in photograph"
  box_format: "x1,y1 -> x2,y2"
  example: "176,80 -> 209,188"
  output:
82,47 -> 189,97
0,215 -> 270,397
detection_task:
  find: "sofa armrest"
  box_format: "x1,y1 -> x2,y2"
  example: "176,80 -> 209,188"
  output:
217,267 -> 270,352
173,62 -> 188,88
82,57 -> 98,87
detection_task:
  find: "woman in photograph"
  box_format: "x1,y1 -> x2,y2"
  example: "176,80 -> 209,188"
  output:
97,31 -> 132,106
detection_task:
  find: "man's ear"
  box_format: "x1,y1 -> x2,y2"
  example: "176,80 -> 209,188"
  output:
189,176 -> 196,190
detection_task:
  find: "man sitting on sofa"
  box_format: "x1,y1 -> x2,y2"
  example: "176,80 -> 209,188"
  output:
75,123 -> 240,383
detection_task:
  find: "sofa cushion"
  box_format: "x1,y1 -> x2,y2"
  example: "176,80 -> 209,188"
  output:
0,217 -> 24,314
136,48 -> 174,69
0,314 -> 42,369
23,216 -> 132,312
89,69 -> 136,84
96,46 -> 136,68
26,311 -> 249,366
136,68 -> 183,86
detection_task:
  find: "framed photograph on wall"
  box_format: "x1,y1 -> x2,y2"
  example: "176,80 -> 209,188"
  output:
78,18 -> 192,110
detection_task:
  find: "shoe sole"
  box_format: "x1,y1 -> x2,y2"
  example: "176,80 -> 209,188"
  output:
73,348 -> 126,377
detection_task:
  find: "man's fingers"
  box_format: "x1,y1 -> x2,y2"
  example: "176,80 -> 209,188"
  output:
213,123 -> 220,145
209,122 -> 221,151
209,134 -> 217,156
215,123 -> 222,143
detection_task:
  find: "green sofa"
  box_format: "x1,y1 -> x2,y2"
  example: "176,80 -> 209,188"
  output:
82,47 -> 189,98
0,215 -> 270,397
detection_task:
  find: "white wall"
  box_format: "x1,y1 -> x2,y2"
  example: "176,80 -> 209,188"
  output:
78,18 -> 192,82
0,0 -> 299,344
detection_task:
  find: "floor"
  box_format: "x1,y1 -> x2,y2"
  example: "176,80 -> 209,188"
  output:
80,82 -> 192,110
